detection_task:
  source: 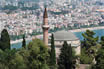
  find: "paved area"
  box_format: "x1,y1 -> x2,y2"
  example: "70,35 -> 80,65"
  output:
79,64 -> 90,69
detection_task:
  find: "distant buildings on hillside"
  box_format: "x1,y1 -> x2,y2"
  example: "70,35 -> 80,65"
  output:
0,21 -> 4,34
0,0 -> 103,40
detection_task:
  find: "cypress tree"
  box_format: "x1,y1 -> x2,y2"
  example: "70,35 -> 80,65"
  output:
22,35 -> 26,48
50,34 -> 56,68
58,41 -> 75,69
0,29 -> 10,50
100,36 -> 104,47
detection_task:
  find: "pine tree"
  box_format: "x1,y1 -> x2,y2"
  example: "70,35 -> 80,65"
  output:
82,30 -> 100,63
0,29 -> 10,50
92,48 -> 104,69
58,41 -> 75,69
50,34 -> 56,68
22,35 -> 26,48
82,30 -> 98,50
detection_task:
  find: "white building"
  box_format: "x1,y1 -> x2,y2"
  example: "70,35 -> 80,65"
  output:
50,30 -> 81,58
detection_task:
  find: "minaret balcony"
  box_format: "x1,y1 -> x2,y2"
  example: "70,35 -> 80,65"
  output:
42,25 -> 49,28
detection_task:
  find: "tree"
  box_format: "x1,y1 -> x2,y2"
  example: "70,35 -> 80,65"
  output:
82,30 -> 98,50
80,48 -> 93,64
91,36 -> 104,69
100,36 -> 104,48
58,41 -> 76,69
9,52 -> 27,69
50,34 -> 56,68
22,35 -> 26,48
0,29 -> 10,50
27,39 -> 50,69
81,30 -> 100,64
92,48 -> 104,69
82,30 -> 99,56
0,39 -> 50,69
0,49 -> 17,69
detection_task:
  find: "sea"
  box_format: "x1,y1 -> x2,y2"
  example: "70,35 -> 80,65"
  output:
11,29 -> 104,49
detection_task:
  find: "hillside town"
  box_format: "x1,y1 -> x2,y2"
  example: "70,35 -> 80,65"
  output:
0,0 -> 104,40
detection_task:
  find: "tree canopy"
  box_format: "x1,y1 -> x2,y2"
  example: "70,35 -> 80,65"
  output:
0,39 -> 50,69
50,34 -> 56,68
58,41 -> 76,69
0,29 -> 10,50
82,30 -> 98,49
81,30 -> 100,64
22,35 -> 26,48
92,48 -> 104,69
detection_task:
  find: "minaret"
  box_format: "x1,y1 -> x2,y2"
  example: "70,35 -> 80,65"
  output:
42,8 -> 49,45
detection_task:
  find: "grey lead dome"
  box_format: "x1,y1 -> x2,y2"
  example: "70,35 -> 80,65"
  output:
53,30 -> 79,41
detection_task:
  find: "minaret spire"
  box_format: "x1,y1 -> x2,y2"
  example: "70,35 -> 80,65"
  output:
42,8 -> 49,45
43,8 -> 48,18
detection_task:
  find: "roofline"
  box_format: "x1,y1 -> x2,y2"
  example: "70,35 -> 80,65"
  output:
54,39 -> 80,41
48,44 -> 80,47
72,45 -> 80,48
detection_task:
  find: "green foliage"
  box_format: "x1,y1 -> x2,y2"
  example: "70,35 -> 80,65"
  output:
92,47 -> 104,69
81,30 -> 100,64
27,39 -> 50,69
50,34 -> 56,67
82,30 -> 98,49
80,48 -> 93,64
100,36 -> 104,47
90,36 -> 104,69
0,49 -> 17,69
0,29 -> 10,50
22,35 -> 26,48
9,53 -> 27,69
0,39 -> 50,69
58,41 -> 76,69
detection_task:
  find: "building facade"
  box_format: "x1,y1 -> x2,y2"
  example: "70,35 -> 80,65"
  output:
52,30 -> 81,57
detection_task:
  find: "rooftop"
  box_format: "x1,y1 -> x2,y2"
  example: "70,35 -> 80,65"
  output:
53,30 -> 79,41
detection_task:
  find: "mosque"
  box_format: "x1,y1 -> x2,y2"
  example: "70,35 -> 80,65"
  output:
42,8 -> 81,57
